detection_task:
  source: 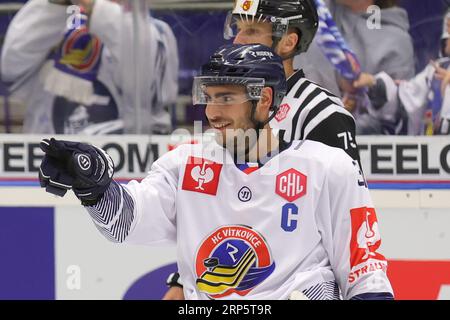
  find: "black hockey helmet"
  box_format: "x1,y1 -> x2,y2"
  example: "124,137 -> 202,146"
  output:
193,43 -> 287,113
224,0 -> 319,55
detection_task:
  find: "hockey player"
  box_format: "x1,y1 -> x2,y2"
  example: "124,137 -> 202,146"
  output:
165,0 -> 362,297
353,9 -> 450,135
38,44 -> 394,300
1,0 -> 178,134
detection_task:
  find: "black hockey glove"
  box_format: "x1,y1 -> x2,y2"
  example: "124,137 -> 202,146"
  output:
39,138 -> 114,205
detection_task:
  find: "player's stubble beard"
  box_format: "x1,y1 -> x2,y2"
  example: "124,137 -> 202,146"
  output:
210,105 -> 270,164
210,105 -> 259,164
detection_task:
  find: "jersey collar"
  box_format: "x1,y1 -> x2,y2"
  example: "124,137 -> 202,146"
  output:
234,136 -> 292,174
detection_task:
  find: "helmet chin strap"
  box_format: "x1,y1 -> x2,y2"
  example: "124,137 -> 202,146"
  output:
250,100 -> 264,137
241,100 -> 280,164
231,100 -> 278,163
234,101 -> 265,164
249,100 -> 278,142
231,100 -> 261,163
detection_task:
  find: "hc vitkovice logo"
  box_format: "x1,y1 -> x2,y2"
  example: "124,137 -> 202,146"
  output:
195,225 -> 275,299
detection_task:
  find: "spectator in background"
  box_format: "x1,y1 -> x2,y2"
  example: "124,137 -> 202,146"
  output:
354,9 -> 450,135
1,0 -> 178,134
296,0 -> 415,134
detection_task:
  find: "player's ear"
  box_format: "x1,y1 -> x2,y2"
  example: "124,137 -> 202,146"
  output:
277,30 -> 299,57
257,87 -> 273,116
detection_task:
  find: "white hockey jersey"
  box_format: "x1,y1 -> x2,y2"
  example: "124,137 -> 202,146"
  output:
1,0 -> 178,134
86,139 -> 393,300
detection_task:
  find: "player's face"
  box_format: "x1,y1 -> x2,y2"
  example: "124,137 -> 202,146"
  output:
233,20 -> 273,48
204,85 -> 257,149
205,85 -> 255,132
233,19 -> 297,58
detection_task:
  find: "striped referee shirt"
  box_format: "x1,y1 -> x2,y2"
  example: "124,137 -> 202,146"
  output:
270,70 -> 360,162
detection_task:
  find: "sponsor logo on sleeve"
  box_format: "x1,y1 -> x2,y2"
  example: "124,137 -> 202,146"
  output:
349,207 -> 388,283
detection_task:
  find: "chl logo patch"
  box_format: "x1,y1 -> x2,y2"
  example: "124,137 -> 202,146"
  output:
182,157 -> 222,196
275,169 -> 307,202
350,207 -> 386,268
77,154 -> 91,171
275,103 -> 291,122
195,225 -> 275,299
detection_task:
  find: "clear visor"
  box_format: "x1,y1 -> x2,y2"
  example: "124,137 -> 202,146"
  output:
192,76 -> 265,106
223,11 -> 293,41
